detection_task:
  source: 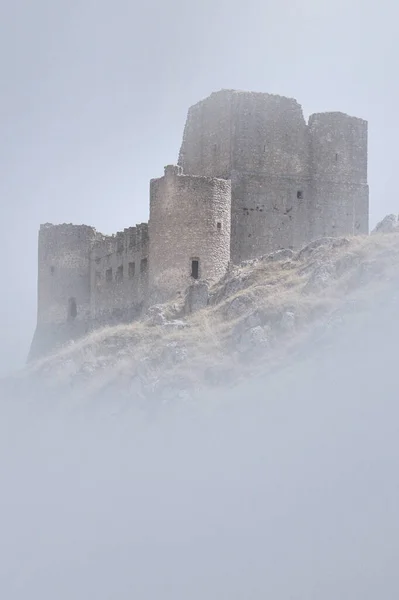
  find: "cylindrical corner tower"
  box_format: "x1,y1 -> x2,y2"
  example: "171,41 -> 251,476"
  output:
148,165 -> 231,303
29,223 -> 96,360
37,223 -> 96,326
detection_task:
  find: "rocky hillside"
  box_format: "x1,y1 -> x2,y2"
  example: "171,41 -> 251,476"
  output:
5,219 -> 399,405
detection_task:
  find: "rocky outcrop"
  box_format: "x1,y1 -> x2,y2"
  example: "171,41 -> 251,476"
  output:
372,214 -> 399,234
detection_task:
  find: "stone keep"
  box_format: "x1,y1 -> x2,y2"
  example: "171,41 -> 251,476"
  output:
178,89 -> 369,262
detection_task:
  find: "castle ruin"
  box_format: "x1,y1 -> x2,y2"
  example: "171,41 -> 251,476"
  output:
30,89 -> 369,359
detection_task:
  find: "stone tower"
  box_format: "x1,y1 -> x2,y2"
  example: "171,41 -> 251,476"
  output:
148,165 -> 231,304
29,223 -> 96,359
308,112 -> 368,238
178,89 -> 369,262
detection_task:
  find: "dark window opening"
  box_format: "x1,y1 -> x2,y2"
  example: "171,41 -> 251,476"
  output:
68,297 -> 77,319
128,262 -> 136,279
116,265 -> 123,282
191,259 -> 199,280
335,153 -> 339,162
217,222 -> 222,230
50,265 -> 55,275
297,190 -> 304,200
140,258 -> 148,274
106,268 -> 112,282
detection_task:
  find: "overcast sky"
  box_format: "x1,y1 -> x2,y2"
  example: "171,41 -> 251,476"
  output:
0,0 -> 397,375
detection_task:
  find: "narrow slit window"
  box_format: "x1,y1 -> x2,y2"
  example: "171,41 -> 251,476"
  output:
106,268 -> 113,282
297,190 -> 304,200
191,259 -> 199,280
128,262 -> 136,279
217,222 -> 222,231
68,297 -> 77,319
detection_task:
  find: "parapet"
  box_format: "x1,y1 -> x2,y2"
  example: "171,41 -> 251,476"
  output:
90,222 -> 149,261
164,164 -> 183,177
308,111 -> 367,127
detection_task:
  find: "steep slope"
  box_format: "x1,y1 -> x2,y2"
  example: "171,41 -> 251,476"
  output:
5,229 -> 399,405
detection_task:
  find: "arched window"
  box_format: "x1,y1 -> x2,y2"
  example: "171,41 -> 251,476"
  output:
68,297 -> 77,319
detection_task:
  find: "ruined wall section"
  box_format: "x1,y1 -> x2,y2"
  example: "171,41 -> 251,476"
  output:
178,90 -> 233,178
89,223 -> 149,324
29,223 -> 96,359
149,165 -> 231,304
230,91 -> 309,177
308,112 -> 369,238
229,92 -> 310,261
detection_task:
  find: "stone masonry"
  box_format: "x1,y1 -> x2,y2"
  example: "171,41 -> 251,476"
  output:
29,89 -> 369,359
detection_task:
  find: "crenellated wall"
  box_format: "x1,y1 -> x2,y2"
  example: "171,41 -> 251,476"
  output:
89,223 -> 149,324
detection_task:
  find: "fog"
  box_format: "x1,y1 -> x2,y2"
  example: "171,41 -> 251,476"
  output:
1,0 -> 399,595
1,0 -> 398,374
1,281 -> 398,598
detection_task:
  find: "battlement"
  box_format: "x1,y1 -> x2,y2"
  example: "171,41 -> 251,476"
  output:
91,222 -> 149,261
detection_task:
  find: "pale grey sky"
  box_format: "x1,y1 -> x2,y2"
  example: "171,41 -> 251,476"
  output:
0,0 -> 397,375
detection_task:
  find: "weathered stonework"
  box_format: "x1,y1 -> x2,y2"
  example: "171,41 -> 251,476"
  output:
148,165 -> 231,304
179,90 -> 369,262
29,89 -> 369,359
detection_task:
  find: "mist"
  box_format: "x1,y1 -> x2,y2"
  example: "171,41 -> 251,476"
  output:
1,0 -> 399,375
1,275 -> 398,599
1,0 -> 399,596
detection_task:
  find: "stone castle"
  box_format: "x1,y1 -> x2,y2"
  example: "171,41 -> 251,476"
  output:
30,89 -> 369,358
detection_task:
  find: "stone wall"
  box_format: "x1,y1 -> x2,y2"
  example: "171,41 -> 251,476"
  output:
89,223 -> 149,324
148,165 -> 231,304
231,171 -> 313,260
178,90 -> 233,179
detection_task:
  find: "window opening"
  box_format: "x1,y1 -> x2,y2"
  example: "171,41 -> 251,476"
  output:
128,262 -> 136,279
297,190 -> 304,200
191,259 -> 199,280
68,297 -> 77,319
217,222 -> 222,230
116,265 -> 123,282
50,265 -> 55,275
106,268 -> 112,282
